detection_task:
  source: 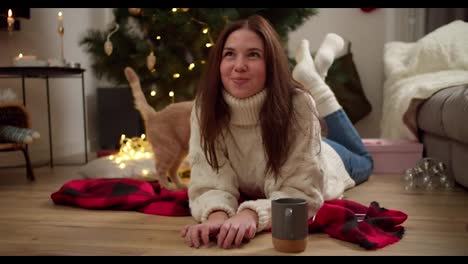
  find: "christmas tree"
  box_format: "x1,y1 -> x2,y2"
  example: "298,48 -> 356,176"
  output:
80,8 -> 317,110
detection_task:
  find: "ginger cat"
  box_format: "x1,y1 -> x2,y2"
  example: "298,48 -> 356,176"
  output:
124,67 -> 192,190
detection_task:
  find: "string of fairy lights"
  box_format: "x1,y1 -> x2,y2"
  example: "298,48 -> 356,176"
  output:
108,133 -> 190,177
108,134 -> 154,176
104,8 -> 215,102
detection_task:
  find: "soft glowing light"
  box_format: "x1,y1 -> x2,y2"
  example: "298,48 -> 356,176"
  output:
150,90 -> 157,97
108,132 -> 157,176
188,63 -> 195,70
201,60 -> 206,64
19,53 -> 23,58
156,35 -> 161,40
173,73 -> 180,79
205,43 -> 213,48
172,8 -> 178,12
58,11 -> 63,28
169,91 -> 174,97
202,28 -> 209,34
7,10 -> 14,31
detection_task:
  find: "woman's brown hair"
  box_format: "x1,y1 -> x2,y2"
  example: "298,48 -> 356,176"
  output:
195,15 -> 313,177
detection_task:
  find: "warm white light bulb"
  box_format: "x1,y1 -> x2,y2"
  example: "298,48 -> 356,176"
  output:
169,91 -> 174,97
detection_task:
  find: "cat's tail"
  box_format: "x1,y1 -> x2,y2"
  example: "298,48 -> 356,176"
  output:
124,67 -> 157,120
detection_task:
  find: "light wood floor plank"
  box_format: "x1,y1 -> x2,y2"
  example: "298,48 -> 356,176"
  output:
0,166 -> 467,255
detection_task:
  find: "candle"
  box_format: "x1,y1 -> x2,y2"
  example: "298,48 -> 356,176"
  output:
15,53 -> 37,61
58,11 -> 63,28
57,11 -> 65,61
7,9 -> 14,27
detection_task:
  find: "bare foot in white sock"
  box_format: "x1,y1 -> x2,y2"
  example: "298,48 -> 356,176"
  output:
314,33 -> 345,79
293,39 -> 342,118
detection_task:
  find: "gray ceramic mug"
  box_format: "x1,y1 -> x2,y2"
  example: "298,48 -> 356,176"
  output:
271,198 -> 308,253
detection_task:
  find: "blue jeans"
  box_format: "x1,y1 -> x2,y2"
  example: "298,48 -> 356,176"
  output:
322,110 -> 373,185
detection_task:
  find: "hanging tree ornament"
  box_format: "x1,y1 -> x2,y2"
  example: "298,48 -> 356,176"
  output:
128,8 -> 141,15
147,51 -> 156,71
104,23 -> 120,56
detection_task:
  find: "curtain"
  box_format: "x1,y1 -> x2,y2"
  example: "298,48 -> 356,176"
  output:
425,8 -> 468,33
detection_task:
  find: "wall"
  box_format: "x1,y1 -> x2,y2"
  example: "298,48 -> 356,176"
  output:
0,8 -> 419,167
288,8 -> 421,139
0,8 -> 113,167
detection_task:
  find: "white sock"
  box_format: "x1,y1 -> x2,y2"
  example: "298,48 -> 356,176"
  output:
314,33 -> 345,80
292,39 -> 341,118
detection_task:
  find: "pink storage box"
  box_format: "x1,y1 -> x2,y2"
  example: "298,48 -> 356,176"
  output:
363,138 -> 423,174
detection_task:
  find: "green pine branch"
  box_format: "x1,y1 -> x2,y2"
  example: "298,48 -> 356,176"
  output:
80,8 -> 317,110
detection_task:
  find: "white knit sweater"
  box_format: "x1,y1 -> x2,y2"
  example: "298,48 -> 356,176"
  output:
188,89 -> 355,232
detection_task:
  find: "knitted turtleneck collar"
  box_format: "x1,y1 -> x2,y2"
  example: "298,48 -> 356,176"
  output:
222,89 -> 267,126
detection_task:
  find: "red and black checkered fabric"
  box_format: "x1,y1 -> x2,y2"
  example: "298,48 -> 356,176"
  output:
51,178 -> 189,216
309,199 -> 407,249
51,178 -> 407,249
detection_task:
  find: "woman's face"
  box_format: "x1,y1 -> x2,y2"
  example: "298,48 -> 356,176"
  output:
220,28 -> 266,99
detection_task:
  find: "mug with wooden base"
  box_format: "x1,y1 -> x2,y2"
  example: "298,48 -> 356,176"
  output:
271,198 -> 309,253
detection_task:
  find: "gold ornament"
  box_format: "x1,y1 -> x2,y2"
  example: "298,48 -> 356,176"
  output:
104,23 -> 120,56
147,51 -> 156,71
104,40 -> 113,56
128,8 -> 141,15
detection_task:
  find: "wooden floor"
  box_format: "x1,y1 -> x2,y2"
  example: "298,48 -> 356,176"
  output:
0,166 -> 467,256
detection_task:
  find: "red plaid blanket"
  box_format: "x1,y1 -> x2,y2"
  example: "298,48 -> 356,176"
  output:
51,178 -> 407,250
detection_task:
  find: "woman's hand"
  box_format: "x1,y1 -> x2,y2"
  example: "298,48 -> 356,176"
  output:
180,211 -> 228,248
216,209 -> 258,249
